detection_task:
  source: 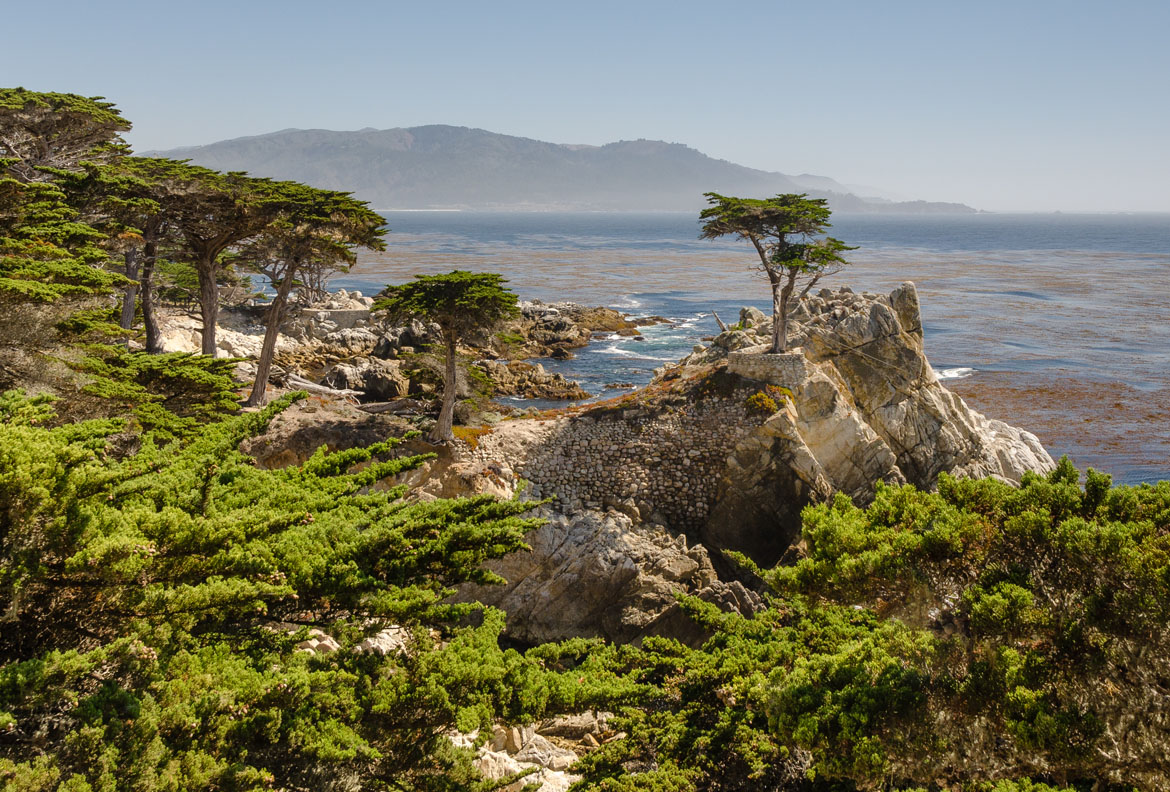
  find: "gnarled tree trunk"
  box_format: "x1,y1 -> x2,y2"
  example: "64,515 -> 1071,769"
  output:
770,270 -> 797,354
197,255 -> 219,356
120,249 -> 140,330
246,268 -> 295,407
141,235 -> 162,354
429,330 -> 458,443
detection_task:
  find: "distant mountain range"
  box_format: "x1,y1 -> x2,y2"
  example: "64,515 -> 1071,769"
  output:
150,125 -> 976,213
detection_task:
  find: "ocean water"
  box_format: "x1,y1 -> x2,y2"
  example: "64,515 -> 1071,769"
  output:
335,212 -> 1170,484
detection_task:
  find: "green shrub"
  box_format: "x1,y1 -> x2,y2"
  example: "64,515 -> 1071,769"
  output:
0,391 -> 605,790
494,330 -> 525,346
577,460 -> 1170,791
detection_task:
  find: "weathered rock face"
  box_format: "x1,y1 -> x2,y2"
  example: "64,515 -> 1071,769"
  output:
475,359 -> 589,401
456,505 -> 761,646
703,283 -> 1055,562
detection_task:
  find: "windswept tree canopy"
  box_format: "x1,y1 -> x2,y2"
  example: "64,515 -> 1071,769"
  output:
242,182 -> 387,405
376,271 -> 519,442
0,88 -> 130,183
700,192 -> 853,352
375,270 -> 520,336
244,180 -> 386,285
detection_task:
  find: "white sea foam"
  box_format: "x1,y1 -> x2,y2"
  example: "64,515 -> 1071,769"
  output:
675,312 -> 709,328
595,344 -> 679,362
612,296 -> 643,308
935,367 -> 975,380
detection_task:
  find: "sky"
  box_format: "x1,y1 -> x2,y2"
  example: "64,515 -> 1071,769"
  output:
3,0 -> 1168,212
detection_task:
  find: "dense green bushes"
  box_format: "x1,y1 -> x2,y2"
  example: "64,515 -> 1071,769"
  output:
0,391 -> 616,791
4,387 -> 1167,790
574,461 -> 1168,791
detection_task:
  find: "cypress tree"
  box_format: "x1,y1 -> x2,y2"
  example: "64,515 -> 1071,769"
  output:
241,181 -> 386,407
375,272 -> 519,443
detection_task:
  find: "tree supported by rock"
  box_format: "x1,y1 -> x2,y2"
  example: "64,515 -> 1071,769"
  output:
700,192 -> 854,353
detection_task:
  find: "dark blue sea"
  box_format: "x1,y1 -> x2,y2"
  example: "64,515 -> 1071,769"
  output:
335,212 -> 1170,484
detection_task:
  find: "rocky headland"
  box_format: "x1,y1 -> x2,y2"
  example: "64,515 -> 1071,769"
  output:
141,281 -> 1061,792
191,281 -> 1054,651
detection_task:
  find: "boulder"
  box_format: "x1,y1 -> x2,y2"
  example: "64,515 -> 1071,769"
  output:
320,360 -> 369,392
514,734 -> 578,771
321,327 -> 379,355
712,329 -> 756,351
705,282 -> 1055,563
363,358 -> 410,401
357,625 -> 410,657
455,506 -> 761,645
538,712 -> 610,739
373,318 -> 437,358
738,305 -> 769,329
473,749 -> 527,780
529,314 -> 584,347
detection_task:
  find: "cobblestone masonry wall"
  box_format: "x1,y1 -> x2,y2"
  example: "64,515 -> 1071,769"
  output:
726,347 -> 811,385
501,393 -> 764,532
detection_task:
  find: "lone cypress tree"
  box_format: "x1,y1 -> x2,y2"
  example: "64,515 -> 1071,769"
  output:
700,193 -> 853,353
376,271 -> 519,443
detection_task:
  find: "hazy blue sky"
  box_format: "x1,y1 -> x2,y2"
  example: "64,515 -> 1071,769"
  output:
4,0 -> 1167,212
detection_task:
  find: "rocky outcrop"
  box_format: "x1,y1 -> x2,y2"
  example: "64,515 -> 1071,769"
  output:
701,283 -> 1053,560
457,713 -> 628,792
456,505 -> 761,645
474,359 -> 589,401
156,291 -> 606,406
444,284 -> 1055,607
235,282 -> 1055,645
238,396 -> 411,469
503,301 -> 646,359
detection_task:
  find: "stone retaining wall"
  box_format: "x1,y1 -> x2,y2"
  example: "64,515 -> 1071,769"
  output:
726,347 -> 811,385
498,393 -> 763,532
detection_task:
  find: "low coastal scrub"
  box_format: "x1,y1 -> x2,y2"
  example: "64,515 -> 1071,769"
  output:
0,391 -> 614,790
5,384 -> 1167,790
572,459 -> 1170,791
